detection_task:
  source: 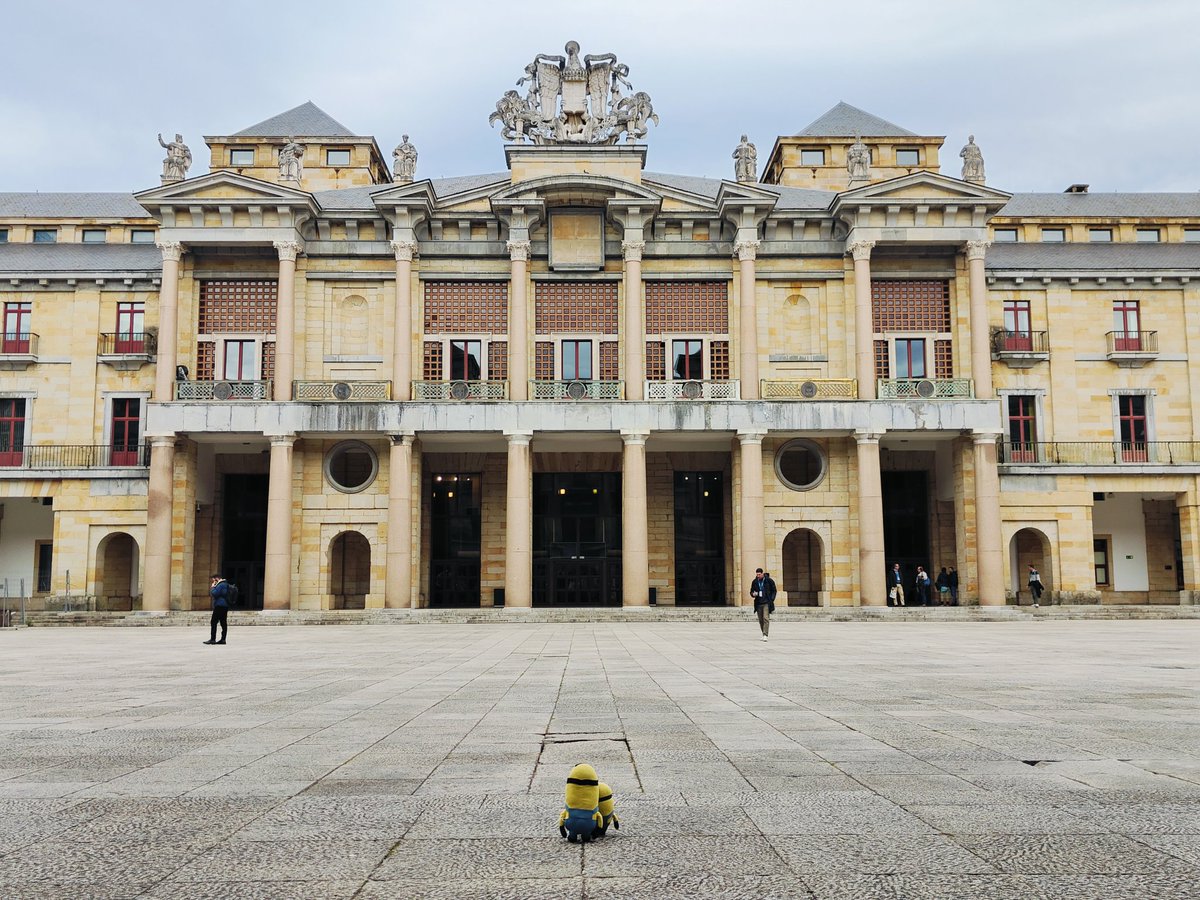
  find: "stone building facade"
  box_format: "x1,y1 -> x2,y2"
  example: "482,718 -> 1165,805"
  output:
2,81 -> 1198,613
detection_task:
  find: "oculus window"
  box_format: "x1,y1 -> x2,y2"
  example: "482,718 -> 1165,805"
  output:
325,441 -> 378,493
775,439 -> 827,491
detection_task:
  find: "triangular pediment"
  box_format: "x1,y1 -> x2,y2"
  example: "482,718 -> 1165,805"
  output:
136,171 -> 316,207
835,171 -> 1012,206
490,174 -> 662,205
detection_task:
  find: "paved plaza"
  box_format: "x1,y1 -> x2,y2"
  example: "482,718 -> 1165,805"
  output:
1,621 -> 1199,899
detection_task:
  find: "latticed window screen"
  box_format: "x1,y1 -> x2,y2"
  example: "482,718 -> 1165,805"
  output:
424,282 -> 508,333
645,282 -> 728,333
599,341 -> 619,381
423,342 -> 443,380
710,341 -> 730,380
871,280 -> 950,332
196,342 -> 215,381
488,341 -> 507,381
535,342 -> 555,380
198,281 -> 278,334
535,282 -> 618,334
261,342 -> 275,381
645,341 -> 666,380
934,340 -> 953,379
874,340 -> 891,379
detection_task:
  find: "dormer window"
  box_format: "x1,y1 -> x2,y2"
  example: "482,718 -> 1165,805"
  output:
993,228 -> 1018,243
896,148 -> 920,166
1041,228 -> 1066,243
130,230 -> 155,244
326,148 -> 351,167
229,148 -> 255,166
1136,228 -> 1160,243
81,229 -> 107,243
1089,229 -> 1112,242
800,149 -> 825,166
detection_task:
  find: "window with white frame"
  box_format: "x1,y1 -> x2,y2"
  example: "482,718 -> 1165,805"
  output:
561,339 -> 593,380
229,147 -> 255,166
1111,390 -> 1154,462
993,228 -> 1018,242
81,228 -> 107,243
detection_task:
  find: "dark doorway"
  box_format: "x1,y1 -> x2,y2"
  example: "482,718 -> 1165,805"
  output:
674,471 -> 726,605
222,473 -> 268,609
882,470 -> 931,591
533,473 -> 622,606
429,474 -> 481,607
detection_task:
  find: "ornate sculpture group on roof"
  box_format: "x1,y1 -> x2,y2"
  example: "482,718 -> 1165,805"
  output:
393,135 -> 417,183
490,41 -> 658,145
846,133 -> 870,182
960,134 -> 986,183
278,137 -> 304,183
157,133 -> 192,184
733,135 -> 757,183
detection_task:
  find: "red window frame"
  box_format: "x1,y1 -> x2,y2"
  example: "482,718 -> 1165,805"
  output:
449,340 -> 482,381
3,303 -> 30,354
110,398 -> 141,466
671,339 -> 703,380
1003,299 -> 1032,350
562,340 -> 593,381
222,340 -> 256,381
1007,395 -> 1038,462
115,303 -> 145,353
1118,394 -> 1148,462
1113,300 -> 1141,351
895,338 -> 926,378
0,398 -> 25,467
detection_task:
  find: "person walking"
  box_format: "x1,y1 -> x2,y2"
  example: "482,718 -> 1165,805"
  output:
888,562 -> 906,606
205,574 -> 230,645
915,565 -> 931,606
750,567 -> 774,641
1027,563 -> 1044,608
948,566 -> 959,605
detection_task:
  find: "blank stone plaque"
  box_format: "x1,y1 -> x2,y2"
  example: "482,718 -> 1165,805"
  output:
549,209 -> 604,271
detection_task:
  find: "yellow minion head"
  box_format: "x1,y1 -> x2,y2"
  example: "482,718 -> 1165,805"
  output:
564,763 -> 600,810
597,782 -> 615,820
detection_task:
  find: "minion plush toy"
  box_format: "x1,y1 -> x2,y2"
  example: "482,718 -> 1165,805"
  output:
596,782 -> 620,837
558,763 -> 603,843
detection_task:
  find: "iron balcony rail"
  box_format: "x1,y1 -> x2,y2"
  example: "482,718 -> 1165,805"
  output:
1000,441 -> 1200,465
1105,331 -> 1158,354
98,333 -> 156,355
293,380 -> 392,401
991,330 -> 1050,354
760,378 -> 858,400
0,444 -> 150,469
645,380 -> 740,400
174,380 -> 273,401
529,380 -> 624,400
0,333 -> 38,355
876,378 -> 973,399
412,380 -> 508,400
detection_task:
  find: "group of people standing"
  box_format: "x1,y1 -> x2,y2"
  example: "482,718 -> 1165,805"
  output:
888,563 -> 958,606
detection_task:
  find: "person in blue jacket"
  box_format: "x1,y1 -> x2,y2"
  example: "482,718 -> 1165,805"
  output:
205,574 -> 230,645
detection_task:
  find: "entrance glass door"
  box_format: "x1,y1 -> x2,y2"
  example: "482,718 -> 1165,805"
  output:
429,474 -> 481,606
674,471 -> 726,605
533,473 -> 621,606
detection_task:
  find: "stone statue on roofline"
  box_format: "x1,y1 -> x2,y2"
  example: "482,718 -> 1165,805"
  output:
733,134 -> 757,183
393,135 -> 417,183
847,133 -> 870,182
960,134 -> 986,183
278,137 -> 304,183
157,133 -> 192,184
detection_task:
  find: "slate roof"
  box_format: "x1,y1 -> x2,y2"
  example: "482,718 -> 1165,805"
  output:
999,193 -> 1200,218
231,101 -> 357,138
311,174 -> 511,210
986,242 -> 1200,271
0,193 -> 151,218
643,172 -> 836,211
795,102 -> 917,138
0,244 -> 163,274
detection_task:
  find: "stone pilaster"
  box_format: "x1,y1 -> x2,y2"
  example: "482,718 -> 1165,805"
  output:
966,240 -> 993,399
737,430 -> 767,606
386,433 -> 415,608
507,240 -> 531,401
622,238 -> 646,400
263,434 -> 296,611
735,240 -> 760,400
504,431 -> 533,607
621,431 -> 650,607
849,240 -> 876,399
391,240 -> 418,401
272,241 -> 302,401
142,435 -> 176,613
855,430 -> 886,606
153,242 -> 182,402
973,431 -> 1004,605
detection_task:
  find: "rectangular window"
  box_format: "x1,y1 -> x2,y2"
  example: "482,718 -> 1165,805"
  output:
1184,229 -> 1200,242
800,149 -> 825,165
561,339 -> 593,380
0,229 -> 8,243
993,228 -> 1018,242
32,229 -> 57,243
229,148 -> 255,166
110,398 -> 141,466
130,229 -> 155,243
222,340 -> 257,381
1089,228 -> 1112,242
81,229 -> 107,243
0,398 -> 26,467
449,340 -> 483,381
1007,395 -> 1038,462
116,302 -> 145,353
1040,228 -> 1065,243
1136,228 -> 1161,242
1118,394 -> 1148,461
326,148 -> 351,166
1112,299 -> 1141,350
894,338 -> 926,378
1094,538 -> 1110,586
671,339 -> 703,380
3,302 -> 31,353
895,148 -> 920,166
1003,298 -> 1032,349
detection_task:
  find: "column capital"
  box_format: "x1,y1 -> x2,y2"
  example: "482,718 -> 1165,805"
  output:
848,240 -> 875,261
147,434 -> 178,449
266,433 -> 297,447
621,239 -> 646,262
273,240 -> 303,262
965,239 -> 991,261
506,239 -> 531,262
854,429 -> 885,444
156,241 -> 183,262
733,239 -> 760,262
620,430 -> 650,446
391,240 -> 419,262
388,432 -> 416,446
737,429 -> 767,445
972,429 -> 1003,446
504,430 -> 533,447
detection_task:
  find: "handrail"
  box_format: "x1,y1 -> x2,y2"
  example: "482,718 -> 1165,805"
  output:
0,444 -> 149,469
1000,441 -> 1199,465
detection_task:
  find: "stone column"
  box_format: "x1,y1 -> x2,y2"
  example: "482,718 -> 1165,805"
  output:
507,240 -> 531,401
738,430 -> 767,606
153,242 -> 182,402
263,434 -> 296,611
1177,491 -> 1200,605
966,240 -> 993,400
622,238 -> 646,400
855,430 -> 886,607
142,435 -> 176,613
735,240 -> 761,400
504,431 -> 533,607
974,432 -> 1005,605
272,241 -> 301,401
391,241 -> 418,401
850,240 -> 876,399
621,431 -> 650,607
386,433 -> 415,608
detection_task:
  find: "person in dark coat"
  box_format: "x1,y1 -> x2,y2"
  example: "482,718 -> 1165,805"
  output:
914,566 -> 931,605
948,567 -> 959,605
936,567 -> 950,603
750,568 -> 776,641
205,574 -> 230,645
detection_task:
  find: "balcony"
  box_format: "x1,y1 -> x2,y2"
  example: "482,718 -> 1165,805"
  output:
174,380 -> 273,401
1000,441 -> 1200,465
645,380 -> 740,401
0,444 -> 149,470
294,381 -> 391,402
876,378 -> 973,399
530,380 -> 623,400
98,332 -> 155,371
991,330 -> 1049,368
412,380 -> 507,401
0,333 -> 38,370
1105,331 -> 1158,368
761,378 -> 858,400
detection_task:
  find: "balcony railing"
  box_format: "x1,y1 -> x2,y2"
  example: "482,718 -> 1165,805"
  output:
412,380 -> 508,401
293,380 -> 391,401
530,380 -> 623,400
1105,331 -> 1158,367
760,378 -> 858,400
876,378 -> 973,399
0,444 -> 149,469
174,380 -> 273,401
1000,441 -> 1200,465
645,380 -> 740,401
98,333 -> 156,355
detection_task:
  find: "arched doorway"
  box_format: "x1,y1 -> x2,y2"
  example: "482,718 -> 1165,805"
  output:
330,531 -> 371,609
97,532 -> 138,611
1009,527 -> 1052,604
782,528 -> 822,606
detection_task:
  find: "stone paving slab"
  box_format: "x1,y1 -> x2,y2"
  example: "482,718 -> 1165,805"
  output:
1,621 -> 1198,897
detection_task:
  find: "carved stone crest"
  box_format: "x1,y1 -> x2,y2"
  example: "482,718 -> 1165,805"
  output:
489,41 -> 658,145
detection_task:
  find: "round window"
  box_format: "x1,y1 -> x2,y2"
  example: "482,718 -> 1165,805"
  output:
775,439 -> 826,491
324,441 -> 378,493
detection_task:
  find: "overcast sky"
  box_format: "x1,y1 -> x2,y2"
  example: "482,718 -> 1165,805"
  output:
3,0 -> 1197,195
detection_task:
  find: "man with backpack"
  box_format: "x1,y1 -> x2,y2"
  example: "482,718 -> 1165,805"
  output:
205,574 -> 232,645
